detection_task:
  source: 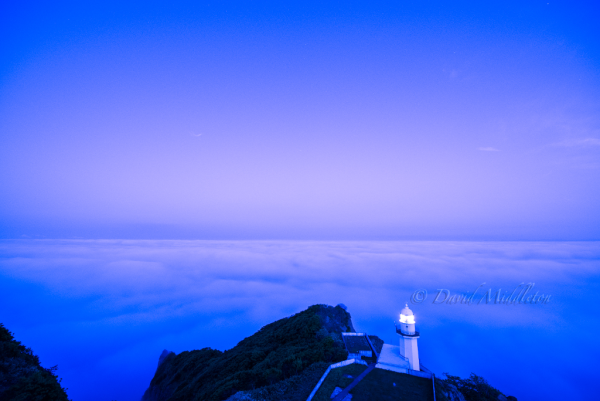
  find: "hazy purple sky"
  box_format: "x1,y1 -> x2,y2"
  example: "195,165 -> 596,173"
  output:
1,1 -> 599,240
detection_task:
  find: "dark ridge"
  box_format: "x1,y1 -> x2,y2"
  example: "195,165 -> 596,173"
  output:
0,323 -> 70,401
142,304 -> 353,401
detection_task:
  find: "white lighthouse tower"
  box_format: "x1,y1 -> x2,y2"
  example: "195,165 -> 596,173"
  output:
397,304 -> 420,371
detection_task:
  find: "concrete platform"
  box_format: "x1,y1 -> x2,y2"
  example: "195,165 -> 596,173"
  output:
376,344 -> 410,371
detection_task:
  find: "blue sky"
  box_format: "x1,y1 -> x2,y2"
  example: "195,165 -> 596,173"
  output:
1,1 -> 599,240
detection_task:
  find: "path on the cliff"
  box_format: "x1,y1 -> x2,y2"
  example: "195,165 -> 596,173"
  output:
332,363 -> 376,401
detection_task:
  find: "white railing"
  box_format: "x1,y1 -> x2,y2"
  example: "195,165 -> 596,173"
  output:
364,335 -> 380,359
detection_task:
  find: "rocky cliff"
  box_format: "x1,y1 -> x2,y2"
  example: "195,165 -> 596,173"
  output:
141,304 -> 355,401
0,323 -> 70,401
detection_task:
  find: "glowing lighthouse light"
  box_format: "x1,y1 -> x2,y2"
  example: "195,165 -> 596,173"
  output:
399,304 -> 416,334
399,308 -> 416,325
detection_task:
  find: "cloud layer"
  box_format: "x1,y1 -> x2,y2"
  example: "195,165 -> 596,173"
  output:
1,240 -> 599,401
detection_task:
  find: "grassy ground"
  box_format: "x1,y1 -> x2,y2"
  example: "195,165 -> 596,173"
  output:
311,364 -> 368,401
233,361 -> 331,401
349,368 -> 434,401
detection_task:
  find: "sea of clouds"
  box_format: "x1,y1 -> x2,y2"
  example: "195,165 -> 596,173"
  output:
1,240 -> 598,401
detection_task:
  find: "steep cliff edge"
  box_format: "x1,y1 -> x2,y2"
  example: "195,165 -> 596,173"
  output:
141,304 -> 354,401
0,323 -> 70,401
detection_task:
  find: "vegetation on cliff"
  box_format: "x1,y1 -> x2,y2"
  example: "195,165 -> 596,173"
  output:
0,323 -> 70,401
142,304 -> 353,401
226,361 -> 331,401
440,373 -> 516,401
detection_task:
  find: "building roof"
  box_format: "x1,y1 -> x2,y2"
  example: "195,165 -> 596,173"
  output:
342,334 -> 372,354
400,304 -> 413,316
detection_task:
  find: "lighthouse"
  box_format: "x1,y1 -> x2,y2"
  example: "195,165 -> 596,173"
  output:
397,304 -> 420,371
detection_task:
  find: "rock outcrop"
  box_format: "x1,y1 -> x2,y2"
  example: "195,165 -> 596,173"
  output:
0,323 -> 70,401
436,381 -> 467,401
141,304 -> 353,401
157,350 -> 175,368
